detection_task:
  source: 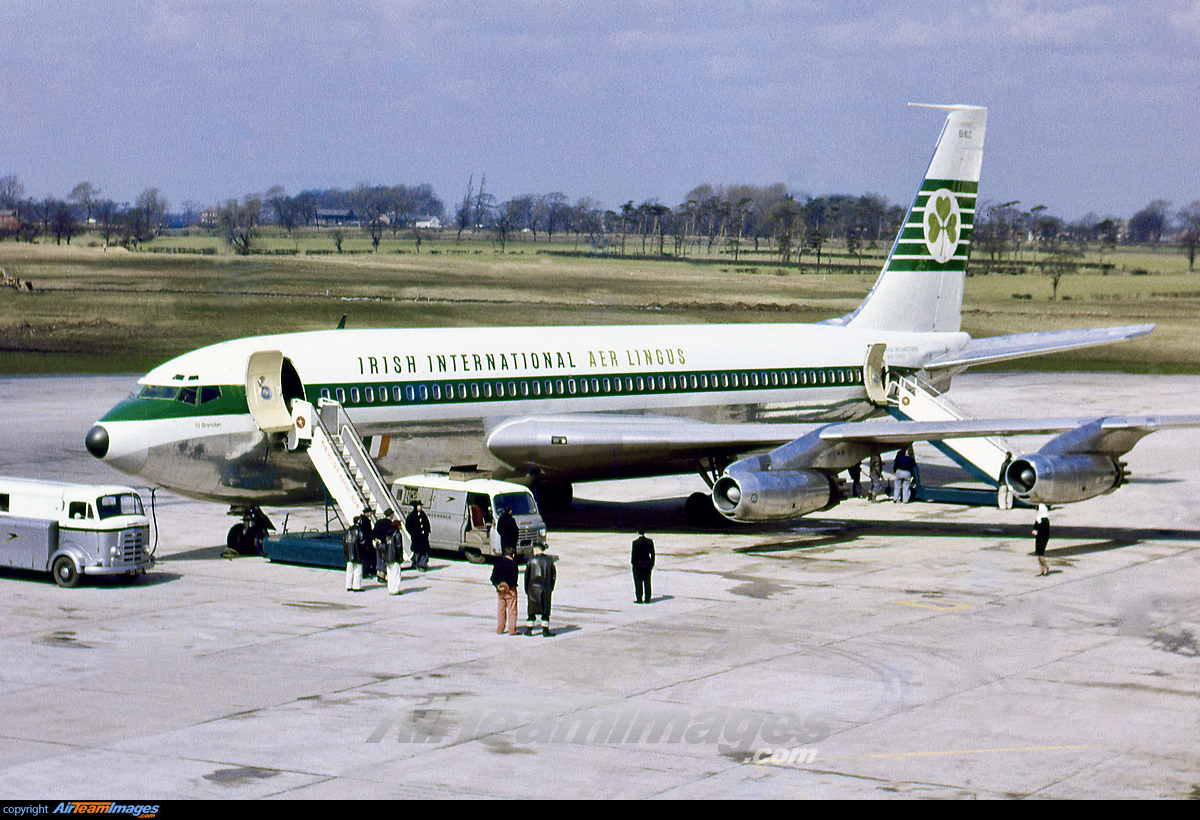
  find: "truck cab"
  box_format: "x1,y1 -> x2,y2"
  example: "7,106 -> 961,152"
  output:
392,474 -> 548,563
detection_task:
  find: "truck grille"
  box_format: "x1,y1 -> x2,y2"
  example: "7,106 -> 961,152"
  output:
118,528 -> 147,565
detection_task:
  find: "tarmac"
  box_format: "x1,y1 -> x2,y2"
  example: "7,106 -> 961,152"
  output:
0,371 -> 1198,799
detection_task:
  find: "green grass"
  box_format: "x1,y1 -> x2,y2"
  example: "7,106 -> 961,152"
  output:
0,232 -> 1196,375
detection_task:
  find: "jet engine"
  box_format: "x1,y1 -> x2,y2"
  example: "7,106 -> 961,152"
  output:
1005,454 -> 1122,505
712,468 -> 837,522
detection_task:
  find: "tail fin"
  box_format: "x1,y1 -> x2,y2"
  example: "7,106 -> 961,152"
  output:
846,104 -> 987,333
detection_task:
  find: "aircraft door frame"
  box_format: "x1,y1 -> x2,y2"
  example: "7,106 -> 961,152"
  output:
246,350 -> 295,433
863,343 -> 889,405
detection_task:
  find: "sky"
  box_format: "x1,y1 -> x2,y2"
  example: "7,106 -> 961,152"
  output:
1,0 -> 1197,223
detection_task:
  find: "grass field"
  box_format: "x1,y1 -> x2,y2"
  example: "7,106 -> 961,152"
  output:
0,232 -> 1195,375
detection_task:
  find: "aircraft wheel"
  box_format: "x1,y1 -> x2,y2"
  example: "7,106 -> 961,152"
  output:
227,524 -> 245,553
52,555 -> 81,588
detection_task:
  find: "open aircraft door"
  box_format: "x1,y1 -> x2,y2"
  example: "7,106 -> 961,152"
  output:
863,343 -> 889,405
246,350 -> 295,434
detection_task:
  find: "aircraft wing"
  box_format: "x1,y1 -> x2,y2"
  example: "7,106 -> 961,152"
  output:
486,414 -> 820,480
712,412 -> 1200,520
817,413 -> 1200,449
924,324 -> 1155,372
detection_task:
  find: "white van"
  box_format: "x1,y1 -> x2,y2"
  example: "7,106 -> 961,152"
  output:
0,478 -> 153,587
391,473 -> 547,563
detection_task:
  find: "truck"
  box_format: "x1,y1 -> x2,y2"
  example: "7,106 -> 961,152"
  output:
0,478 -> 153,587
391,473 -> 548,563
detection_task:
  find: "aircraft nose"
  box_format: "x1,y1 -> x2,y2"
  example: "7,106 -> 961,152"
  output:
85,424 -> 110,459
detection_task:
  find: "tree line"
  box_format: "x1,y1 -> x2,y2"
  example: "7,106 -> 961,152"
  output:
2,172 -> 1198,270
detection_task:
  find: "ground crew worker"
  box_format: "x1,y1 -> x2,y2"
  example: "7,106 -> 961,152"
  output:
524,543 -> 556,636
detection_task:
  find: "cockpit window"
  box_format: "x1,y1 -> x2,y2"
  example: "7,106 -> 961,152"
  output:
138,385 -> 179,400
139,384 -> 222,405
96,493 -> 145,520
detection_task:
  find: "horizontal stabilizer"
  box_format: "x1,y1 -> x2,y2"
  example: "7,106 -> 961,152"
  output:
925,324 -> 1155,372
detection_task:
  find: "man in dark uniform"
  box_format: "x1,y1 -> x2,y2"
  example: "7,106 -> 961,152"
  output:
524,543 -> 556,636
343,524 -> 366,592
373,508 -> 398,587
406,500 -> 431,571
631,529 -> 655,603
1034,504 -> 1050,576
497,505 -> 519,555
355,508 -> 375,578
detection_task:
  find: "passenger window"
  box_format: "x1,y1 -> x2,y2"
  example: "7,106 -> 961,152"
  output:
591,378 -> 599,392
406,386 -> 415,402
365,387 -> 375,403
603,378 -> 610,392
321,388 -> 331,400
532,381 -> 541,396
472,383 -> 480,399
636,376 -> 644,391
521,382 -> 529,397
496,383 -> 505,398
351,387 -> 361,403
432,384 -> 441,400
568,379 -> 576,395
419,385 -> 428,400
580,379 -> 589,394
484,383 -> 493,398
336,388 -> 346,403
556,379 -> 565,394
444,384 -> 454,400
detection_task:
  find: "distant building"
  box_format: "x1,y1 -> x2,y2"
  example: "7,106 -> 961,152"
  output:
414,216 -> 442,229
316,209 -> 357,226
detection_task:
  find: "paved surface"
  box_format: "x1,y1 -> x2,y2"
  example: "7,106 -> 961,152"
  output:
1,372 -> 1198,799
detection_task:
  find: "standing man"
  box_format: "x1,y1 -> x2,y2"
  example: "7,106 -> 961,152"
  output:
355,508 -> 375,578
631,529 -> 655,604
524,543 -> 556,636
406,500 -> 431,572
343,524 -> 366,592
378,509 -> 404,594
372,508 -> 398,585
497,505 -> 519,555
868,451 -> 885,502
491,545 -> 519,635
893,446 -> 917,504
1034,505 -> 1051,577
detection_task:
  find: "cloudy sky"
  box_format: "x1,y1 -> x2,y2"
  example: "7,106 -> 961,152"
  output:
1,0 -> 1197,222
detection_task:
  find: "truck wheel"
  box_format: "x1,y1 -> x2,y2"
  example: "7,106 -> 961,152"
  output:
52,556 -> 81,588
464,548 -> 486,564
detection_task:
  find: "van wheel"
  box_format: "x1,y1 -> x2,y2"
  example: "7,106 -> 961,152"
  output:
464,548 -> 486,564
52,556 -> 81,588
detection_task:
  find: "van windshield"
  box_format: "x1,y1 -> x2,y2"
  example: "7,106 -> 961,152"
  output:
96,493 -> 144,520
494,492 -> 536,516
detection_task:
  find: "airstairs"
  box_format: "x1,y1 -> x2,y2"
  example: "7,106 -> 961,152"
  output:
289,398 -> 395,527
887,375 -> 1016,508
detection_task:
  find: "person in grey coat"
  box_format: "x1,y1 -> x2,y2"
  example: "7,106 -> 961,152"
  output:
524,543 -> 556,636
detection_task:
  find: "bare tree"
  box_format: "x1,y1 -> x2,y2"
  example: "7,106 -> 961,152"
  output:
1179,201 -> 1200,271
0,175 -> 24,210
69,182 -> 101,223
218,197 -> 261,255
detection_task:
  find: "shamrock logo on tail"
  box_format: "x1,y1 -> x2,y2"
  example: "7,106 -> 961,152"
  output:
922,189 -> 961,264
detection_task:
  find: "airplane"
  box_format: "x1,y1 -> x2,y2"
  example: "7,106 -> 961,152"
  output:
83,104 -> 1198,550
